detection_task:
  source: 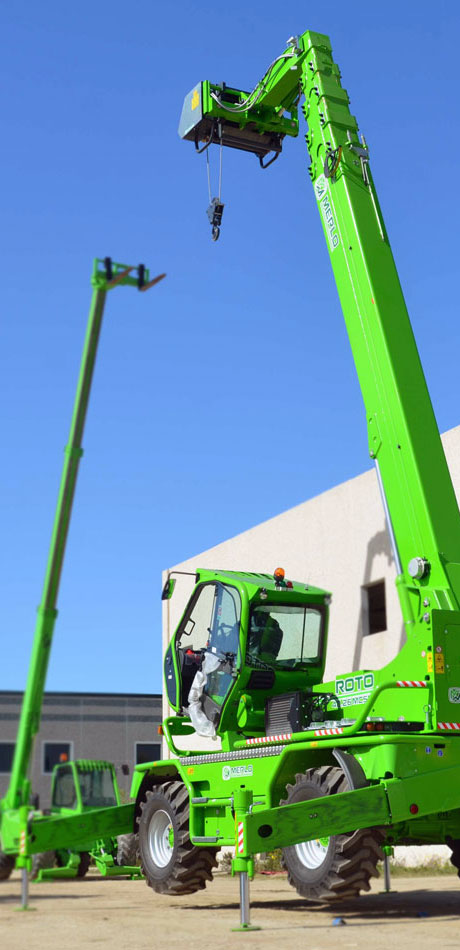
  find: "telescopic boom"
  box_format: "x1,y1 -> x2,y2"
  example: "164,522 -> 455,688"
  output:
3,258 -> 165,812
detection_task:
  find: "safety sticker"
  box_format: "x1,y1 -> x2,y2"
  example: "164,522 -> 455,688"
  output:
438,722 -> 460,730
314,727 -> 344,737
245,734 -> 292,746
19,830 -> 26,855
237,821 -> 244,854
396,680 -> 427,688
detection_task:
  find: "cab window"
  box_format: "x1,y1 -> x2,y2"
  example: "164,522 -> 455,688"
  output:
247,604 -> 323,670
52,766 -> 77,808
78,768 -> 117,808
178,582 -> 241,660
177,582 -> 242,714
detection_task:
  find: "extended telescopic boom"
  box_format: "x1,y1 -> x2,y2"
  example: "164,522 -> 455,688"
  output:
179,30 -> 460,626
3,258 -> 165,812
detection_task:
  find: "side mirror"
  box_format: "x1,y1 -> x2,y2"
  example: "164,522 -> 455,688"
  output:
161,577 -> 176,601
121,763 -> 130,776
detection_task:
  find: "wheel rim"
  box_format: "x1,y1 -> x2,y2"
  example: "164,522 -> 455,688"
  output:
295,836 -> 330,869
148,809 -> 174,868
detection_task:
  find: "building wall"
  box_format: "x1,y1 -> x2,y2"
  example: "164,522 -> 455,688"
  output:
162,425 -> 460,754
0,691 -> 162,808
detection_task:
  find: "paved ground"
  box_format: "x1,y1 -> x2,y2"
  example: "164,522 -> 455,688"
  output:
1,870 -> 460,950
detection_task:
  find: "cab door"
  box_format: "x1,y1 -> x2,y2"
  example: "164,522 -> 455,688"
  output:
172,582 -> 241,727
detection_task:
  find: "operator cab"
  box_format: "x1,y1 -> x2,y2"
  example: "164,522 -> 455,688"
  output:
164,568 -> 330,739
51,761 -> 118,811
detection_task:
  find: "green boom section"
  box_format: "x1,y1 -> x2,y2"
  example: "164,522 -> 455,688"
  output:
31,803 -> 135,854
179,31 -> 460,624
1,803 -> 134,855
3,259 -> 156,815
297,32 -> 460,617
242,762 -> 460,855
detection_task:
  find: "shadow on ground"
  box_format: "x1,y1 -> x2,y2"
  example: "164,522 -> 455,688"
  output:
180,887 -> 460,921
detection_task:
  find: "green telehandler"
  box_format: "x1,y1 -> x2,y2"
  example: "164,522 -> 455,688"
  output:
30,760 -> 141,881
0,258 -> 164,901
113,30 -> 460,928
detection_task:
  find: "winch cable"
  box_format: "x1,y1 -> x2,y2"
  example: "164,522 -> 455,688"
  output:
205,123 -> 224,241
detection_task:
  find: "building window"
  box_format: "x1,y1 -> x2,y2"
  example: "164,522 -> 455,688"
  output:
362,580 -> 387,636
0,742 -> 15,774
135,742 -> 161,765
43,741 -> 73,774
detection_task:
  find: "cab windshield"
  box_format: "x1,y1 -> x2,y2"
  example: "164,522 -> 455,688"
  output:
246,603 -> 323,670
78,768 -> 118,808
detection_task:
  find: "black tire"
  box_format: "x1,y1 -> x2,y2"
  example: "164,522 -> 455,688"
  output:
0,851 -> 15,881
76,852 -> 91,877
30,850 -> 56,880
116,833 -> 139,867
446,836 -> 460,876
281,766 -> 384,901
137,781 -> 219,895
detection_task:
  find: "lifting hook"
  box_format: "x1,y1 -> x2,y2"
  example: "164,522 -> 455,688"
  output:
206,197 -> 224,241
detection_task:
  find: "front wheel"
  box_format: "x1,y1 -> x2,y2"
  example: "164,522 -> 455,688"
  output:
447,836 -> 460,877
76,852 -> 91,877
55,849 -> 91,877
137,781 -> 219,895
281,766 -> 384,901
0,851 -> 15,881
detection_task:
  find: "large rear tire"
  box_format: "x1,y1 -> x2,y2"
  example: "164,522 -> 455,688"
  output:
0,851 -> 15,881
137,781 -> 219,895
116,833 -> 139,867
281,766 -> 384,901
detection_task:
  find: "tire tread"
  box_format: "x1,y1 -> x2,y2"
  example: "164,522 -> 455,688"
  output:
138,780 -> 219,895
281,766 -> 384,902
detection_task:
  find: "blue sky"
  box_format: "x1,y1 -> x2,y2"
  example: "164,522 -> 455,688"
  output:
1,1 -> 458,695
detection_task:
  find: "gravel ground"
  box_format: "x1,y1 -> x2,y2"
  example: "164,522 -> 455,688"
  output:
1,869 -> 460,950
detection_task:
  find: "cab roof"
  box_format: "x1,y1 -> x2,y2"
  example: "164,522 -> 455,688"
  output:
196,568 -> 330,599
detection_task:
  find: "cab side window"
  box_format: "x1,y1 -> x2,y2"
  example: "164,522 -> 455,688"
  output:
52,766 -> 77,808
179,584 -> 216,651
207,585 -> 241,658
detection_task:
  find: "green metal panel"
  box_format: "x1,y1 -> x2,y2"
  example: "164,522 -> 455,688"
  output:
30,803 -> 134,854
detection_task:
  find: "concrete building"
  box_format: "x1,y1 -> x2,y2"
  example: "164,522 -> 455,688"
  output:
0,690 -> 162,808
